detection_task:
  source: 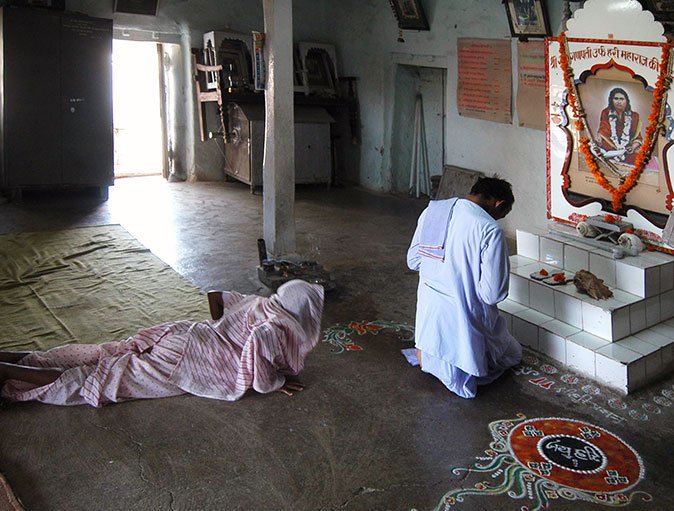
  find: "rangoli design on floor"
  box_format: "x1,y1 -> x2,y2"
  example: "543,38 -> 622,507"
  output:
513,352 -> 674,424
436,414 -> 650,511
321,320 -> 414,353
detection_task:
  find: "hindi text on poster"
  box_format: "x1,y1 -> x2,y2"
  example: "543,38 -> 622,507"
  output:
457,38 -> 512,124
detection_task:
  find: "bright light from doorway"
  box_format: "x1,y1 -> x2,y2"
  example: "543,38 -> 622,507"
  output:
112,39 -> 163,177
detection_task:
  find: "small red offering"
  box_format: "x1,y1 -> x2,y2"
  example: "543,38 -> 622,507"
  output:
553,272 -> 566,283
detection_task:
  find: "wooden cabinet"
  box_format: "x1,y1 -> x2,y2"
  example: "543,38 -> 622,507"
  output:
0,6 -> 113,198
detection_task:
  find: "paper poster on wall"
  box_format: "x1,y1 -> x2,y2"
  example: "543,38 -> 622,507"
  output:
517,40 -> 546,130
457,38 -> 512,124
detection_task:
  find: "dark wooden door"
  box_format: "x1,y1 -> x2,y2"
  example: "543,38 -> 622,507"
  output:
60,13 -> 113,186
2,7 -> 62,186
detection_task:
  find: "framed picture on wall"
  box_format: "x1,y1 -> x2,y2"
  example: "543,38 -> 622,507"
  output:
504,0 -> 551,38
388,0 -> 430,31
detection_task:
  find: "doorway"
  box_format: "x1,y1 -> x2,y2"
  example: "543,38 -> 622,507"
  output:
390,65 -> 446,194
112,39 -> 164,178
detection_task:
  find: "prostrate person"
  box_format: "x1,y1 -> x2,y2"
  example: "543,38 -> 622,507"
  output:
0,279 -> 324,407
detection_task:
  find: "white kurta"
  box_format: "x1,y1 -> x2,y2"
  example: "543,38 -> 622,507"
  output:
407,198 -> 521,398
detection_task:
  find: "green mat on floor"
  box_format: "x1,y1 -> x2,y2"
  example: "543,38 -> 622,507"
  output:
0,225 -> 209,352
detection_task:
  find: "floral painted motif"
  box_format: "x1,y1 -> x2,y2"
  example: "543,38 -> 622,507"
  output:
435,414 -> 651,511
321,320 -> 414,354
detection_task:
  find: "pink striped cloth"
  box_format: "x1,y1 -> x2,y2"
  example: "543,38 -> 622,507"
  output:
1,280 -> 324,407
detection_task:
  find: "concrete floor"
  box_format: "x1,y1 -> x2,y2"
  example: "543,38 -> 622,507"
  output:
0,176 -> 673,511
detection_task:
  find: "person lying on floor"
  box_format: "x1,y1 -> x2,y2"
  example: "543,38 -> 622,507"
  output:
0,279 -> 324,407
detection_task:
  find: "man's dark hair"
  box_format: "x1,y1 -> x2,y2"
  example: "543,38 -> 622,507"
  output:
469,176 -> 515,209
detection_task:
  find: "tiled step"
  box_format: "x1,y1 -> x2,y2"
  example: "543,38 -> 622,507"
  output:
507,255 -> 668,342
516,228 -> 674,298
498,299 -> 674,394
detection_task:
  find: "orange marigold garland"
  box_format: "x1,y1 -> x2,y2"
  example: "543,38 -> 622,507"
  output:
558,32 -> 673,212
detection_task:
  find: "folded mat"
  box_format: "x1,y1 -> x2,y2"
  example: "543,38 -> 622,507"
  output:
0,225 -> 209,352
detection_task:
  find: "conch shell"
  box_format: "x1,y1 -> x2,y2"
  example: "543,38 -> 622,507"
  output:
618,233 -> 644,256
573,270 -> 613,300
576,221 -> 600,238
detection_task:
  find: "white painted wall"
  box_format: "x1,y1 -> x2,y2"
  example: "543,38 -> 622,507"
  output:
321,0 -> 567,237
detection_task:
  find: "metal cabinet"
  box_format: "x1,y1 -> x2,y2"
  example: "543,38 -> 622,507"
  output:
0,6 -> 113,198
224,101 -> 333,191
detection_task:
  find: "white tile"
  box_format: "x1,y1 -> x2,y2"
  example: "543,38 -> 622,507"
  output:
660,262 -> 674,292
616,261 -> 645,296
568,330 -> 610,350
621,254 -> 664,269
497,299 -> 528,315
516,230 -> 540,260
582,301 -> 613,340
509,254 -> 537,268
611,306 -> 631,341
645,267 -> 660,298
627,358 -> 647,392
645,296 -> 661,327
595,353 -> 628,391
651,321 -> 674,340
566,341 -> 596,377
611,289 -> 642,306
514,308 -> 554,326
540,237 -> 564,268
509,274 -> 529,306
541,319 -> 581,338
554,292 -> 582,329
660,290 -> 674,320
645,351 -> 663,379
539,330 -> 566,364
633,328 -> 673,348
512,316 -> 538,349
529,281 -> 555,317
589,253 -> 616,288
500,311 -> 512,333
638,250 -> 674,263
617,336 -> 660,356
661,345 -> 674,367
564,245 -> 590,273
630,301 -> 647,334
510,263 -> 534,279
596,343 -> 642,363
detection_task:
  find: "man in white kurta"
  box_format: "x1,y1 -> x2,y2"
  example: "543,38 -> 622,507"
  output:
407,177 -> 521,398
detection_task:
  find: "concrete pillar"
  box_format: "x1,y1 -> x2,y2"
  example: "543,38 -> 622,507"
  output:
262,0 -> 296,257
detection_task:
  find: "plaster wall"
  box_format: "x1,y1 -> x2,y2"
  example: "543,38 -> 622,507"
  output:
321,0 -> 567,237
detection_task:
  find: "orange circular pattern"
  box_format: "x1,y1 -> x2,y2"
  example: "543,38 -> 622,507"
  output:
508,418 -> 643,493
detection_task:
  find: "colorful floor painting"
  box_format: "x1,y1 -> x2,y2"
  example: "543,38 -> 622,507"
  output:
435,414 -> 650,511
321,320 -> 414,353
322,322 -> 674,424
513,351 -> 674,425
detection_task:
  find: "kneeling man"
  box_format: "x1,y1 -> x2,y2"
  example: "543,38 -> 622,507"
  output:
407,176 -> 521,398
